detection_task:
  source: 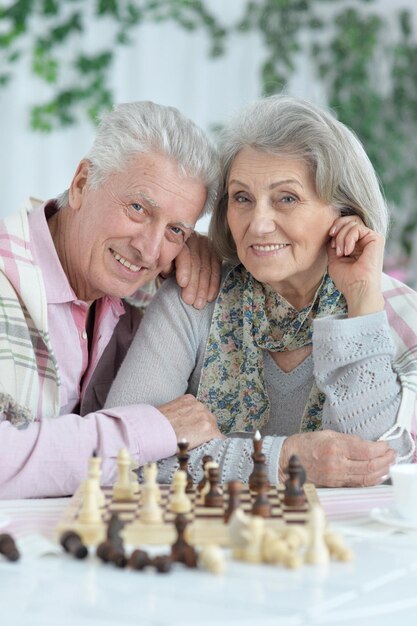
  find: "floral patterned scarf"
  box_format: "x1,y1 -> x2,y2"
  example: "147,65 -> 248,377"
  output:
197,264 -> 347,434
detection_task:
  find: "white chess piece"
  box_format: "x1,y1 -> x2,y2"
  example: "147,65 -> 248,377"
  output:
113,448 -> 136,501
88,455 -> 105,507
140,463 -> 163,524
199,545 -> 226,575
170,470 -> 192,514
75,478 -> 105,545
305,504 -> 330,565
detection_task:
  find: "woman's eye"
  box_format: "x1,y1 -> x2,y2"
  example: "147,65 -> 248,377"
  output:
231,193 -> 250,204
281,195 -> 297,204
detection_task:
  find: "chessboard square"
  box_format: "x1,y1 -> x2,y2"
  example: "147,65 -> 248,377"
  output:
195,507 -> 224,519
109,502 -> 138,512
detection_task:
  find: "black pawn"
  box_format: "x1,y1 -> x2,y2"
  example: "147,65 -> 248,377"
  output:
204,467 -> 223,508
0,533 -> 20,562
224,480 -> 243,523
60,530 -> 88,559
251,472 -> 272,518
283,454 -> 306,507
171,514 -> 198,568
177,439 -> 193,493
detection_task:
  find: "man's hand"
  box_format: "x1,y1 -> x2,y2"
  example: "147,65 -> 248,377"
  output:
279,430 -> 396,487
157,394 -> 224,449
160,232 -> 222,309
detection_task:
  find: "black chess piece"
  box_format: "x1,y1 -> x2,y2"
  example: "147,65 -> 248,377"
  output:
224,480 -> 243,523
177,439 -> 193,493
106,513 -> 125,551
0,533 -> 20,562
248,431 -> 269,492
128,549 -> 150,570
171,514 -> 198,568
251,472 -> 272,518
283,454 -> 307,507
60,530 -> 88,559
204,467 -> 223,508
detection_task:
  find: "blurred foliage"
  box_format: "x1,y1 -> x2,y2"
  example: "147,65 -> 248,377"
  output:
0,0 -> 226,130
1,0 -> 417,257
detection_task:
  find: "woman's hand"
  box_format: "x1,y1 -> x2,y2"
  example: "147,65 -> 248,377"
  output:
327,216 -> 385,317
160,232 -> 221,309
279,430 -> 396,487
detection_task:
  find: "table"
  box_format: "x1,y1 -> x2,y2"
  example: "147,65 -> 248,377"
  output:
1,485 -> 417,626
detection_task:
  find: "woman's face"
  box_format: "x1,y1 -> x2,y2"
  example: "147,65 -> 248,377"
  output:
226,147 -> 337,308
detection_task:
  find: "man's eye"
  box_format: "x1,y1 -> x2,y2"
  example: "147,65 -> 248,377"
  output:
131,203 -> 144,213
170,226 -> 185,237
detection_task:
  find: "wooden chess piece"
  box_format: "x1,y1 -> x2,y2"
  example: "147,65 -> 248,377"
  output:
224,480 -> 243,523
251,471 -> 272,518
128,549 -> 150,570
0,533 -> 20,562
152,555 -> 172,573
204,466 -> 223,508
283,454 -> 307,507
170,470 -> 192,514
248,431 -> 269,492
106,513 -> 125,552
76,478 -> 105,545
177,438 -> 193,493
305,504 -> 329,565
197,455 -> 213,493
171,514 -> 198,568
141,463 -> 163,523
113,448 -> 137,501
60,530 -> 88,559
88,451 -> 105,507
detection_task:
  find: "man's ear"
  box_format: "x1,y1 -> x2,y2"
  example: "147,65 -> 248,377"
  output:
68,159 -> 91,210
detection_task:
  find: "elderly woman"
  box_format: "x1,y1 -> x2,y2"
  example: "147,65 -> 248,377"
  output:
106,95 -> 417,487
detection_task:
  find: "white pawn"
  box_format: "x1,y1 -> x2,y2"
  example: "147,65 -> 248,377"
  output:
241,516 -> 265,564
140,463 -> 162,524
199,545 -> 226,575
113,448 -> 136,501
88,454 -> 105,507
199,461 -> 219,502
305,504 -> 330,566
76,478 -> 105,545
170,470 -> 192,514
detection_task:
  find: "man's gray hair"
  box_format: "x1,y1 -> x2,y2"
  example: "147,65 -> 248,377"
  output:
57,101 -> 220,216
209,94 -> 389,264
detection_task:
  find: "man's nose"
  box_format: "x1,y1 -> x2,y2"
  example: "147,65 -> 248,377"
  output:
130,225 -> 164,267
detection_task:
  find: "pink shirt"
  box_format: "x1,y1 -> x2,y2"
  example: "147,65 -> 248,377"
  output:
0,204 -> 176,498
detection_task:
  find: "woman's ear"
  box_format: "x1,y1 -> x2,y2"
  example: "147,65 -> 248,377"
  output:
68,159 -> 91,210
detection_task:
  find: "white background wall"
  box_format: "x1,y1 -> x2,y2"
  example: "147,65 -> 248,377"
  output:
1,0 -> 416,235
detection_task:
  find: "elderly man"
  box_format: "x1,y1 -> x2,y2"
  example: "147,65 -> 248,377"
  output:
0,101 -> 223,498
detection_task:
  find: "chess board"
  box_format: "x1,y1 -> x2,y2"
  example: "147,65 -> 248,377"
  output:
57,482 -> 321,548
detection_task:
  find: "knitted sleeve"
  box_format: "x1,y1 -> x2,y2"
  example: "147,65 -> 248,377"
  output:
313,310 -> 412,460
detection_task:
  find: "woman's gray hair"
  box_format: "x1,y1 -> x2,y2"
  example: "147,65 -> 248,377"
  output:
57,101 -> 220,215
209,94 -> 389,264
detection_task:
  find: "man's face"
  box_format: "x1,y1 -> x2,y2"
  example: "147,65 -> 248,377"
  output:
67,152 -> 207,302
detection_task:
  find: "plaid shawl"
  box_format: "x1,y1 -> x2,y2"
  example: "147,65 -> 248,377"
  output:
381,273 -> 417,460
0,200 -> 60,426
